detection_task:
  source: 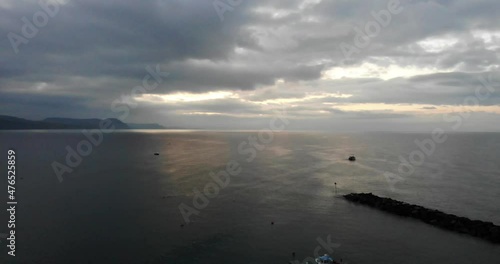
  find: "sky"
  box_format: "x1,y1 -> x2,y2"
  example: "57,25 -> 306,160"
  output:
1,0 -> 500,131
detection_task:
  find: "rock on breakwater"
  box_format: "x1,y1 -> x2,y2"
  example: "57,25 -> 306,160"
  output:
344,193 -> 500,244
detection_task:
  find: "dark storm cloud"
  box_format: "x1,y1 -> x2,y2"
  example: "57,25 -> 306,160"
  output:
156,61 -> 324,92
0,91 -> 94,119
1,0 -> 245,79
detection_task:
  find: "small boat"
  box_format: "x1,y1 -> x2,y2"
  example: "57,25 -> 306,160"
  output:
348,155 -> 356,161
315,254 -> 339,264
154,152 -> 160,156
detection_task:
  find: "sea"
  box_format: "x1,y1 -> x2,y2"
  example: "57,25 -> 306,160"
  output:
0,131 -> 499,264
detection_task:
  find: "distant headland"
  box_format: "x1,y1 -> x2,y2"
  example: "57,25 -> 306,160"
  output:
0,115 -> 166,130
344,193 -> 500,244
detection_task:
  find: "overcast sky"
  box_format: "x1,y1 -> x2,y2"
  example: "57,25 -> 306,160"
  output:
1,0 -> 500,131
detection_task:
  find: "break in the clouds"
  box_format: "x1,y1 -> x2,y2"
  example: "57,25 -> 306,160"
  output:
1,0 -> 500,131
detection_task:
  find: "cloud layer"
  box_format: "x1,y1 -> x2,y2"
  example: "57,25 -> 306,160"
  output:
1,0 -> 500,130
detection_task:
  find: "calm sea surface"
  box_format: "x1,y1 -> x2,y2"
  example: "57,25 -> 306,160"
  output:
0,131 -> 499,263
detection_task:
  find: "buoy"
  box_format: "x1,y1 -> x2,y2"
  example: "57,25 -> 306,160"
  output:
271,221 -> 274,225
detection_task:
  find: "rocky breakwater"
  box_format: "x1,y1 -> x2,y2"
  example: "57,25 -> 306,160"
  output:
344,193 -> 500,244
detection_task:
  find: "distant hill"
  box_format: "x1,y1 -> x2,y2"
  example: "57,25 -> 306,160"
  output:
0,115 -> 165,130
43,117 -> 129,129
0,115 -> 75,129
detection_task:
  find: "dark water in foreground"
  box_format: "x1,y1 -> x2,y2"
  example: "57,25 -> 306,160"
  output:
0,131 -> 499,263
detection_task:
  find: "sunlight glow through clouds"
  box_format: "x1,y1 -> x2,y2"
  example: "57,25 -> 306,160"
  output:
417,36 -> 459,53
326,103 -> 500,115
138,91 -> 238,103
252,92 -> 352,105
323,62 -> 451,80
137,89 -> 352,105
135,90 -> 500,118
180,111 -> 270,118
33,82 -> 48,91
